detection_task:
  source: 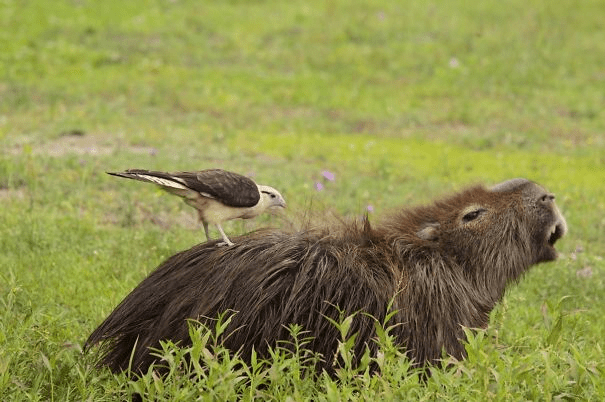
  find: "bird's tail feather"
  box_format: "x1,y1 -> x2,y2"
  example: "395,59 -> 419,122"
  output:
107,170 -> 189,190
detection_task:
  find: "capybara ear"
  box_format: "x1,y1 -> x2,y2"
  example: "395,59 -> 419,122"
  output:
490,177 -> 532,192
416,222 -> 440,241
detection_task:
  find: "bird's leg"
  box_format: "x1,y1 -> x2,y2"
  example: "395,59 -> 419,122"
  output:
202,222 -> 210,242
215,224 -> 234,247
198,211 -> 211,242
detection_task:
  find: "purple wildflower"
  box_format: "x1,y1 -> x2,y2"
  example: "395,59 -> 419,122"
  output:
321,170 -> 335,181
366,205 -> 374,213
315,182 -> 324,191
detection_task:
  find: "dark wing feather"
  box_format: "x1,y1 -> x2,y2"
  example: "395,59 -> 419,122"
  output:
108,169 -> 260,208
173,169 -> 260,207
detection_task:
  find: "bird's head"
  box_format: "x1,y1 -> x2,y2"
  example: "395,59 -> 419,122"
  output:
258,185 -> 286,210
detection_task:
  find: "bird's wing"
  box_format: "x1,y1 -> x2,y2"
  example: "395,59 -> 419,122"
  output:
108,169 -> 261,208
173,169 -> 260,207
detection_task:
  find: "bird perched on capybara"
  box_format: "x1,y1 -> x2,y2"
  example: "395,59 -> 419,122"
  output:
107,168 -> 286,246
85,178 -> 567,375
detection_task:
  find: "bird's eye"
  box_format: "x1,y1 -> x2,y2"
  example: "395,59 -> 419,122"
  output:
270,194 -> 276,199
462,208 -> 486,223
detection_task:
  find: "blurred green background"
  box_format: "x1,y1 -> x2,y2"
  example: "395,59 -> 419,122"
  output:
1,0 -> 604,400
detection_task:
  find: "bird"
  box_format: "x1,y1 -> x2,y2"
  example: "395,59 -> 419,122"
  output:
107,168 -> 286,246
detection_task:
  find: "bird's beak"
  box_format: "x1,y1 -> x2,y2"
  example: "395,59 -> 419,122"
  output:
270,199 -> 286,210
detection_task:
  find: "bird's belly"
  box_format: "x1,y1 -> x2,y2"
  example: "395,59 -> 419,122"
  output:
201,200 -> 253,224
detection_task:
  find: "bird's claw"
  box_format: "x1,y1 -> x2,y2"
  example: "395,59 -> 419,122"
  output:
216,241 -> 235,247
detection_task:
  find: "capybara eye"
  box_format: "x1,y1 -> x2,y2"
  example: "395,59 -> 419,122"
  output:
540,194 -> 554,203
462,208 -> 486,223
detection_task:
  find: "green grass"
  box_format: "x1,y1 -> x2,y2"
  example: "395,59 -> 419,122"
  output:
1,0 -> 604,400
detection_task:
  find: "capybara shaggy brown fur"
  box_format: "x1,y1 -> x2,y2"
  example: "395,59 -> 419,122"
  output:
85,178 -> 567,374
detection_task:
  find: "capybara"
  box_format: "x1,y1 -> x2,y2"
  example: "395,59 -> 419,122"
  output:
85,178 -> 567,374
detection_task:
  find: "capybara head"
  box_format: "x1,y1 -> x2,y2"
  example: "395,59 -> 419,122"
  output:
380,177 -> 567,302
85,178 -> 567,375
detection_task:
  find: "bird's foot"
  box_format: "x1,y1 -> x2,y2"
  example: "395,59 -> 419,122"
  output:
215,224 -> 234,247
216,241 -> 235,247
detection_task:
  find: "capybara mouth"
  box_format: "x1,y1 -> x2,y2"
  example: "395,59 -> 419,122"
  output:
547,222 -> 565,247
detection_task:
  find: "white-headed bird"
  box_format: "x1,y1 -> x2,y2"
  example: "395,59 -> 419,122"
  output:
108,169 -> 286,246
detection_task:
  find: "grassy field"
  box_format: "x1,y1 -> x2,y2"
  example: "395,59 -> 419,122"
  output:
1,0 -> 604,400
